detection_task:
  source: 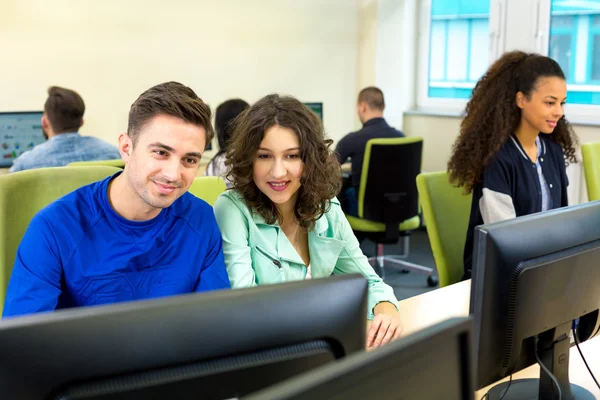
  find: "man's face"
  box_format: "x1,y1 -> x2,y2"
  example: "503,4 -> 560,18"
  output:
120,114 -> 206,213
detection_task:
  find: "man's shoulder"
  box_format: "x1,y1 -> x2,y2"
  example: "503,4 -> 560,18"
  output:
10,141 -> 54,169
337,129 -> 365,152
78,136 -> 120,156
35,181 -> 102,233
364,120 -> 404,138
343,128 -> 364,139
169,192 -> 219,233
79,135 -> 116,147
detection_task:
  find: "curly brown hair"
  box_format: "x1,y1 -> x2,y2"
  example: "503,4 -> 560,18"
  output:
448,51 -> 578,193
225,94 -> 342,229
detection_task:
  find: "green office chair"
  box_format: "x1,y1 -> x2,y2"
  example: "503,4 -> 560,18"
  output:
581,142 -> 600,201
0,166 -> 121,315
188,176 -> 227,206
345,137 -> 437,287
416,171 -> 472,287
68,159 -> 125,168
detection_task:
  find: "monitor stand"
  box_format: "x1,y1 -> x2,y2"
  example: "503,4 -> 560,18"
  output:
486,323 -> 595,400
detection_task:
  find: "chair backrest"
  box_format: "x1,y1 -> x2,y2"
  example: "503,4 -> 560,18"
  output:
68,159 -> 125,168
416,171 -> 471,287
581,142 -> 600,201
358,137 -> 423,232
187,176 -> 227,206
0,166 -> 121,314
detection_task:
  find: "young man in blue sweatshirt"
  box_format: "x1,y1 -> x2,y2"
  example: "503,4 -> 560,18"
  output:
3,82 -> 231,318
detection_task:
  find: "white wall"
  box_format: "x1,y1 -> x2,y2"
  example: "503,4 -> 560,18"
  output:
355,0 -> 417,132
0,0 -> 361,156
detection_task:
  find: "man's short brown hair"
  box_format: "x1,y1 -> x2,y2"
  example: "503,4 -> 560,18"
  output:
357,86 -> 385,111
44,86 -> 85,134
127,82 -> 213,149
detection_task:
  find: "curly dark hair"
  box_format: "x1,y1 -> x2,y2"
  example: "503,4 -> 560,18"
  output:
225,94 -> 342,229
448,51 -> 578,193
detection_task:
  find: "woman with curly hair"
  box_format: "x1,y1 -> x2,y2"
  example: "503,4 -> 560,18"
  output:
448,51 -> 578,279
214,94 -> 402,349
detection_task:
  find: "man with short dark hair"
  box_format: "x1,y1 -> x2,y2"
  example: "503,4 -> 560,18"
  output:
335,87 -> 405,215
9,86 -> 120,172
3,82 -> 230,317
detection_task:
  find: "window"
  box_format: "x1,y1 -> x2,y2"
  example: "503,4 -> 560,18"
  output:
426,0 -> 490,100
549,1 -> 600,105
416,0 -> 600,115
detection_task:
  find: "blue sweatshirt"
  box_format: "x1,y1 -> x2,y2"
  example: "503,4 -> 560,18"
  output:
3,173 -> 230,317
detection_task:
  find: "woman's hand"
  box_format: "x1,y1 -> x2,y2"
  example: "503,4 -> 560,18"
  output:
366,302 -> 402,350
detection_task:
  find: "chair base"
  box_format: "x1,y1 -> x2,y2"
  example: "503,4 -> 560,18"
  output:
367,237 -> 438,288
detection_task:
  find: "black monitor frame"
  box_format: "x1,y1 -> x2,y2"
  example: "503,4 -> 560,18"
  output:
0,275 -> 368,400
471,201 -> 600,399
244,317 -> 475,400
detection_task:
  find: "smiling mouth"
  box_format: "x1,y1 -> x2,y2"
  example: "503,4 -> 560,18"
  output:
153,181 -> 179,195
268,181 -> 290,191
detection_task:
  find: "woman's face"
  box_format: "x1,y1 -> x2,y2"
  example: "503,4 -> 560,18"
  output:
517,76 -> 567,135
252,124 -> 304,211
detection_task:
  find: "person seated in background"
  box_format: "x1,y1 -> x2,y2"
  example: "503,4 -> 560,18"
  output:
447,51 -> 578,280
214,94 -> 402,350
3,82 -> 230,318
334,86 -> 405,215
204,98 -> 249,187
9,86 -> 120,172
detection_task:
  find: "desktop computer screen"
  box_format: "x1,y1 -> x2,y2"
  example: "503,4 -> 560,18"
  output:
470,201 -> 600,399
0,275 -> 368,400
0,111 -> 45,168
244,317 -> 474,400
303,102 -> 323,121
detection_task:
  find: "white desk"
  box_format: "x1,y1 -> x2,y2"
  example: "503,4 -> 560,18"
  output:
395,280 -> 600,399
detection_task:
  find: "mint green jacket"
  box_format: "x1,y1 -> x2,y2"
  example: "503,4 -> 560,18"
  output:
213,190 -> 399,319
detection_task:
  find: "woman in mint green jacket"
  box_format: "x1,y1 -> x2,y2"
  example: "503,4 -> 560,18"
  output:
214,94 -> 402,349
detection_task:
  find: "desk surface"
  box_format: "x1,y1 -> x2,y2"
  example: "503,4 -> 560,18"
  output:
396,281 -> 600,399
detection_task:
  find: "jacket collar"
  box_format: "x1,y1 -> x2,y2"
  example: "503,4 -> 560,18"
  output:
251,200 -> 346,273
249,200 -> 336,234
509,134 -> 547,161
48,131 -> 80,142
362,117 -> 387,129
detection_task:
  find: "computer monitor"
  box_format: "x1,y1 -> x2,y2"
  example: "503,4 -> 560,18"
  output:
0,275 -> 368,400
303,102 -> 323,121
244,317 -> 474,400
0,111 -> 45,167
470,201 -> 600,399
